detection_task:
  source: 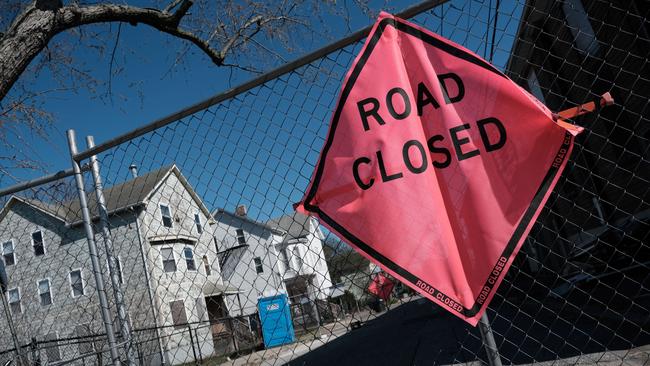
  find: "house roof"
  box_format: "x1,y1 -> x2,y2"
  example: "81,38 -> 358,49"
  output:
68,165 -> 171,223
267,211 -> 313,240
212,208 -> 284,235
0,164 -> 212,226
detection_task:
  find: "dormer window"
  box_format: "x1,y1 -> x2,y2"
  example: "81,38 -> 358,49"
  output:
32,231 -> 45,256
236,229 -> 246,244
194,214 -> 203,234
160,204 -> 173,228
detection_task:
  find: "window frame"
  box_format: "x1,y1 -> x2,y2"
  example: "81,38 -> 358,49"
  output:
159,203 -> 173,228
7,287 -> 21,314
254,257 -> 263,274
194,213 -> 203,234
169,299 -> 188,329
2,239 -> 15,266
161,247 -> 177,273
183,247 -> 196,271
236,228 -> 246,245
69,269 -> 85,298
31,230 -> 46,257
37,278 -> 53,306
202,255 -> 211,276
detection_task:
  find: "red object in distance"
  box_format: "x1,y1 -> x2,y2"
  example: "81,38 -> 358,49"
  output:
368,272 -> 396,301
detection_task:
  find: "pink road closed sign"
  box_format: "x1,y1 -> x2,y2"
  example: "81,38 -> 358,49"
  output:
296,12 -> 581,325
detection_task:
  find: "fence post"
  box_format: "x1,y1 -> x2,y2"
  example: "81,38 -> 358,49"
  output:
478,312 -> 503,366
66,129 -> 122,366
86,136 -> 137,366
186,324 -> 198,364
193,326 -> 203,363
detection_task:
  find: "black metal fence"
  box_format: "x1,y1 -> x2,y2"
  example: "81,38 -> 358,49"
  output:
0,0 -> 648,365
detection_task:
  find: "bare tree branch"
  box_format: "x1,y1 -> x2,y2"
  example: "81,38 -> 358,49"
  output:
107,21 -> 122,102
0,0 -> 366,177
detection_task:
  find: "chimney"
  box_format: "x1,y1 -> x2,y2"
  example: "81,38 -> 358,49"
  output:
129,164 -> 138,178
235,205 -> 247,217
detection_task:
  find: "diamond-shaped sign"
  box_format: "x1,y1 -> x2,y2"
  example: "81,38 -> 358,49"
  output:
297,12 -> 580,325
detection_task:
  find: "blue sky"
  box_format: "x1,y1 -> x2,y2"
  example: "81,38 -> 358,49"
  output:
1,0 -> 524,221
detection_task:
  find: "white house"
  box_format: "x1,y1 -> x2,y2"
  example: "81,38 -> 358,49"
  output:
212,207 -> 333,328
212,206 -> 287,321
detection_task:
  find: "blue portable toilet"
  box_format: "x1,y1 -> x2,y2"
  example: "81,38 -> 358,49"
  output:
258,293 -> 295,348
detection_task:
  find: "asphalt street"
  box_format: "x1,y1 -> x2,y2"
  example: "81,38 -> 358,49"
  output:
286,293 -> 650,366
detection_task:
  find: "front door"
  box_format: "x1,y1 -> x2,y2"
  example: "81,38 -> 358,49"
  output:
205,295 -> 233,354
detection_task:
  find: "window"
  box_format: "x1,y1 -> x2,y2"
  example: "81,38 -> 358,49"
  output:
254,257 -> 263,274
194,214 -> 203,234
8,288 -> 21,314
236,229 -> 246,244
44,333 -> 61,362
183,247 -> 196,271
2,240 -> 15,266
563,0 -> 599,55
70,270 -> 84,297
32,231 -> 45,256
161,248 -> 176,272
160,204 -> 173,228
202,255 -> 211,276
38,279 -> 52,306
169,300 -> 188,329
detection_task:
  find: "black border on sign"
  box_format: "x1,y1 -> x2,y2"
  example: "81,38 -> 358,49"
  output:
302,17 -> 572,317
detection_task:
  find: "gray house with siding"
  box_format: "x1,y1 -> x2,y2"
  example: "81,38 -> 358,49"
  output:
0,165 -> 230,365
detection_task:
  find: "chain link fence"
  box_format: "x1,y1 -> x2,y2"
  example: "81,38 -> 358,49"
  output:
0,0 -> 648,365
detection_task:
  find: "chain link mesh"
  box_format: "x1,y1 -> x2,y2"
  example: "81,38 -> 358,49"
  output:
0,0 -> 648,365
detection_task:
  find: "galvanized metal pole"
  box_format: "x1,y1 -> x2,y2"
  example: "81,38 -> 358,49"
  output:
66,130 -> 122,366
86,136 -> 136,366
478,312 -> 503,366
0,165 -> 91,199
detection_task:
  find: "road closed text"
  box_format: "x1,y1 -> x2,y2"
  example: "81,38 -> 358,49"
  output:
352,73 -> 507,190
